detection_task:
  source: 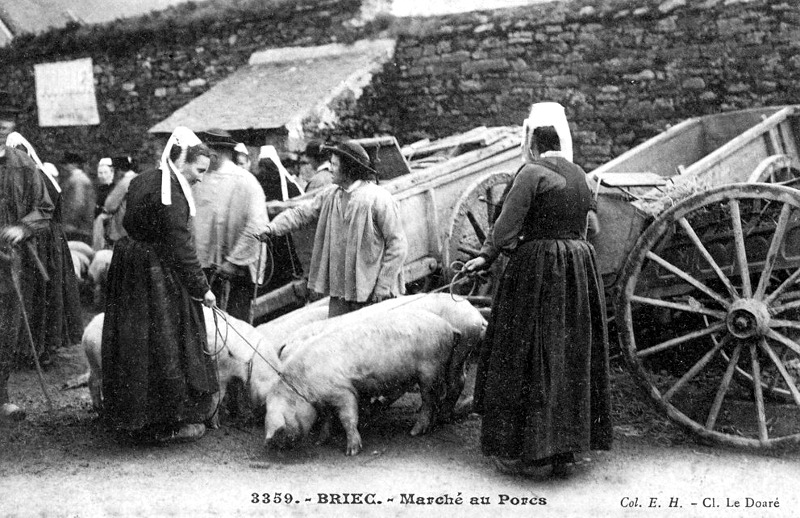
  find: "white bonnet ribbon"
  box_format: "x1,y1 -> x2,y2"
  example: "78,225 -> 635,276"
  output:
259,145 -> 304,201
6,131 -> 61,193
521,102 -> 573,162
160,126 -> 201,212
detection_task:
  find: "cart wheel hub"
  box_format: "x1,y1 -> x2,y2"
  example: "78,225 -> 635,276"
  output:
726,299 -> 770,339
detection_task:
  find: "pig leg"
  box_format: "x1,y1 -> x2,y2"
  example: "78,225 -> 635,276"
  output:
315,408 -> 334,445
440,332 -> 466,421
410,365 -> 442,436
206,391 -> 223,429
88,373 -> 103,413
330,390 -> 362,456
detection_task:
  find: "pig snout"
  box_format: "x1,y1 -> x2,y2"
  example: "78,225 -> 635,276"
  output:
264,420 -> 304,450
265,426 -> 294,449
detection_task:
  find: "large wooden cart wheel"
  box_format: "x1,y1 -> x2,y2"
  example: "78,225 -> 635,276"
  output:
616,183 -> 800,447
443,171 -> 513,296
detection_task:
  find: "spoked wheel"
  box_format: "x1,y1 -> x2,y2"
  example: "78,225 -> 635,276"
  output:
616,183 -> 800,448
443,171 -> 513,296
747,154 -> 800,187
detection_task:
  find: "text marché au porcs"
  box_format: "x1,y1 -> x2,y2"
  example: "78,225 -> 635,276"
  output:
251,492 -> 546,506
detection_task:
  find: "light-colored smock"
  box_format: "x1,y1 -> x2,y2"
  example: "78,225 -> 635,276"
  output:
266,180 -> 407,302
192,160 -> 268,283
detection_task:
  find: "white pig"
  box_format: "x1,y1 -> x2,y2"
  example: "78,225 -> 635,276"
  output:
88,249 -> 113,307
264,308 -> 462,455
274,294 -> 486,415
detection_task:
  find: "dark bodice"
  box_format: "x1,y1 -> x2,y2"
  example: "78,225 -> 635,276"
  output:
123,169 -> 209,298
519,158 -> 591,241
480,156 -> 592,261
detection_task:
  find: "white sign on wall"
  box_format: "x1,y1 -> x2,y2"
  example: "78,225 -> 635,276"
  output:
34,58 -> 100,126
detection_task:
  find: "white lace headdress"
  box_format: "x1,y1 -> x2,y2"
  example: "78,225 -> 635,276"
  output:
258,145 -> 305,201
521,102 -> 573,162
159,126 -> 201,216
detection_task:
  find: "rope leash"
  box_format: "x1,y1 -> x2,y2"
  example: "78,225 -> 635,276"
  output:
208,305 -> 312,405
377,260 -> 488,314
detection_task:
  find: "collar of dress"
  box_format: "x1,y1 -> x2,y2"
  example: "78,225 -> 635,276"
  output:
539,150 -> 567,159
340,179 -> 364,194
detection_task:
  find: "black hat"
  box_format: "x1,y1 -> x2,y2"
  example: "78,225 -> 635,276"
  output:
112,155 -> 137,171
322,140 -> 375,174
200,128 -> 237,148
0,91 -> 21,117
303,139 -> 328,161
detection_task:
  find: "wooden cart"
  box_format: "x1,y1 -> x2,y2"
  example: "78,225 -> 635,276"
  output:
589,105 -> 800,448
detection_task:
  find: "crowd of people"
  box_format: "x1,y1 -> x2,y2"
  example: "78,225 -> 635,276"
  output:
0,90 -> 610,479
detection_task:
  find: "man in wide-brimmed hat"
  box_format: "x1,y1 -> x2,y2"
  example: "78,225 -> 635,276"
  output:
192,128 -> 269,321
261,139 -> 407,317
0,91 -> 56,422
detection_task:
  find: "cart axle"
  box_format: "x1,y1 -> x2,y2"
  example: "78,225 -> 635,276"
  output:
726,299 -> 770,339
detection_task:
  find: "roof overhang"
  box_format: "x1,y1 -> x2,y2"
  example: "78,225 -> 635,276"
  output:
148,38 -> 396,143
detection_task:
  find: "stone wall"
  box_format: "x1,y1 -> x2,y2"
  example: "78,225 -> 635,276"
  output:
1,0 -> 798,174
357,0 -> 800,170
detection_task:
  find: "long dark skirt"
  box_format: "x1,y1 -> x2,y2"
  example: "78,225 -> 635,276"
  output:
102,238 -> 218,432
30,224 -> 83,364
474,239 -> 612,462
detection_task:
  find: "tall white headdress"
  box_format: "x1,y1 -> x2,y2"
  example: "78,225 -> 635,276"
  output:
521,102 -> 573,162
258,145 -> 305,201
159,126 -> 201,216
6,131 -> 61,193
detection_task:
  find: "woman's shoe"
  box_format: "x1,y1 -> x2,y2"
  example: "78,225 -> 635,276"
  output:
551,461 -> 574,478
157,423 -> 206,444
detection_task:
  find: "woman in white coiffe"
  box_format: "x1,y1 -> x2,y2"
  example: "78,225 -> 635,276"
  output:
465,102 -> 611,478
101,127 -> 218,444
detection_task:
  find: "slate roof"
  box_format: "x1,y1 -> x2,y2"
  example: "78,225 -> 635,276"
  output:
149,39 -> 396,135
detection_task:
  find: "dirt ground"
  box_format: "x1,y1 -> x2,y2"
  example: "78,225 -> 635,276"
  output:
2,335 -> 800,518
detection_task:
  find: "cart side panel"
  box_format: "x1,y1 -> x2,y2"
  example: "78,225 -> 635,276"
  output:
597,120 -> 706,178
396,191 -> 440,283
591,192 -> 650,283
699,108 -> 785,154
694,136 -> 772,187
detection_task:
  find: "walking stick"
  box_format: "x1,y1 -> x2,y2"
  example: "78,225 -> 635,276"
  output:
8,247 -> 54,410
